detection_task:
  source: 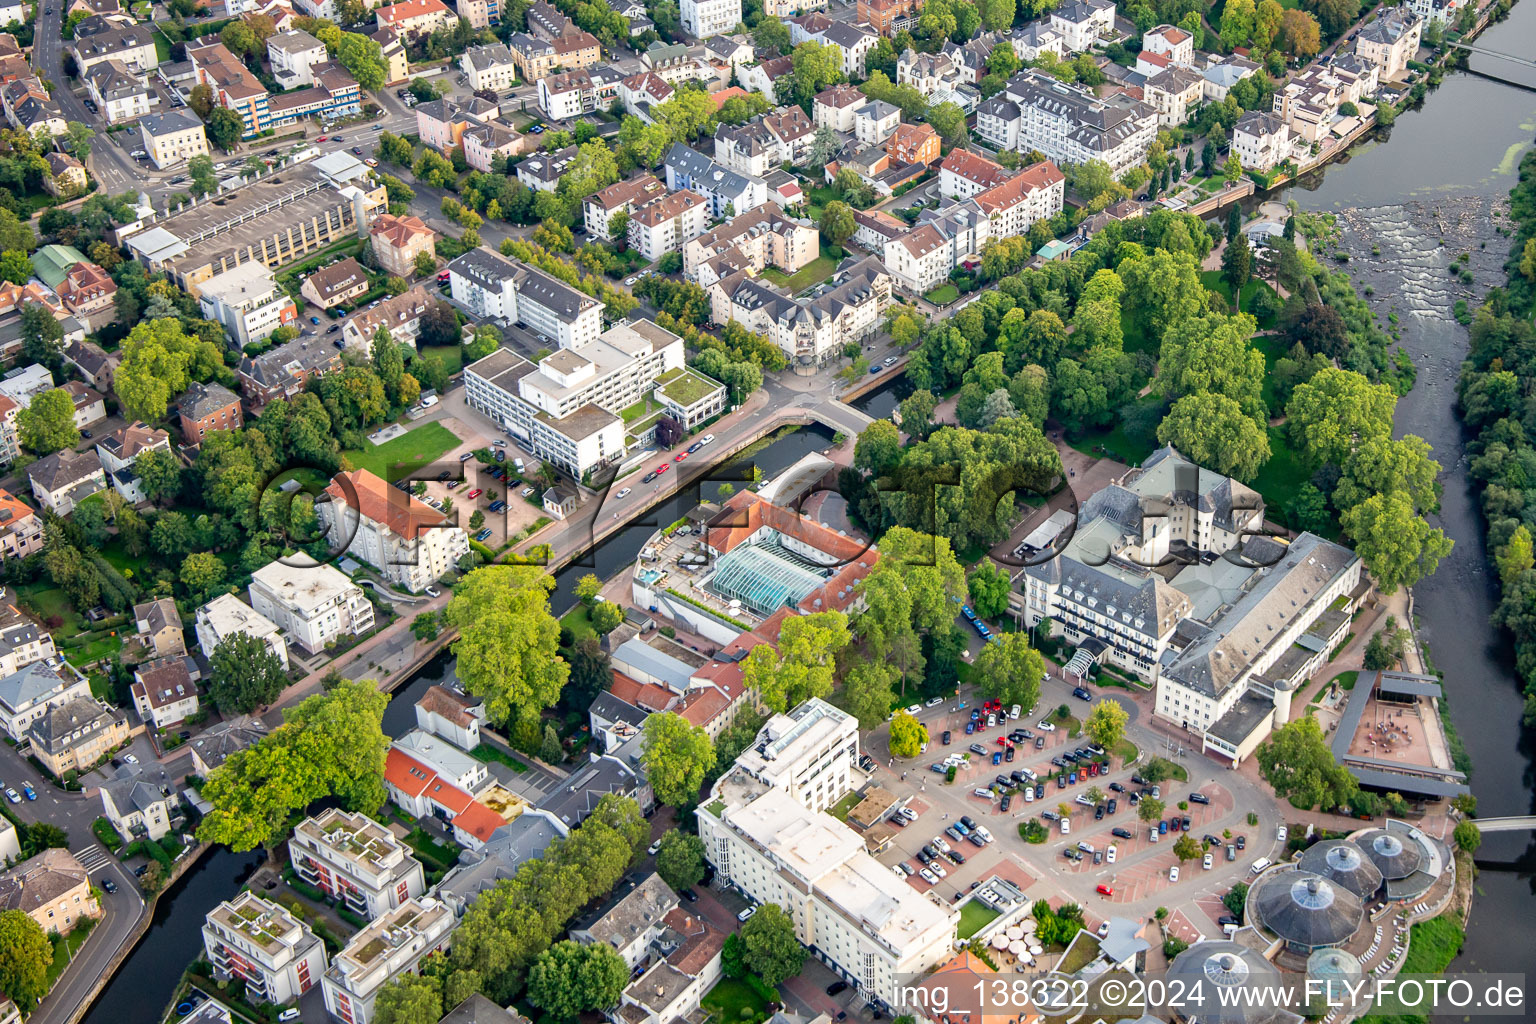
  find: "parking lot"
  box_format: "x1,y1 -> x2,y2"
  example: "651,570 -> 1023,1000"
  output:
409,445 -> 549,545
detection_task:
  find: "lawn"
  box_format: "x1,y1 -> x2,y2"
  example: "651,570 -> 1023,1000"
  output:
342,421 -> 460,479
560,604 -> 595,641
44,928 -> 93,991
621,394 -> 667,424
469,743 -> 529,773
702,978 -> 775,1024
1249,427 -> 1312,526
957,900 -> 1001,939
416,345 -> 462,378
1397,914 -> 1465,975
761,254 -> 838,295
1331,670 -> 1359,691
1067,418 -> 1157,467
655,367 -> 722,406
151,28 -> 174,63
1252,333 -> 1290,416
1199,271 -> 1280,326
827,789 -> 862,822
924,284 -> 960,305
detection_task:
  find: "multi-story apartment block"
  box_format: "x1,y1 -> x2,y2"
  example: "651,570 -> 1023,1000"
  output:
199,263 -> 300,348
320,470 -> 470,592
268,29 -> 328,88
1232,110 -> 1292,172
1354,10 -> 1421,80
321,898 -> 456,1024
97,421 -> 172,504
68,23 -> 158,74
1049,0 -> 1115,52
583,174 -> 668,239
177,381 -> 243,444
504,29 -> 601,81
812,83 -> 864,132
138,109 -> 210,169
28,696 -> 128,777
376,0 -> 453,40
536,66 -> 626,121
682,203 -> 818,286
710,256 -> 892,373
0,661 -> 84,742
203,893 -> 327,1005
83,60 -> 150,124
0,488 -> 43,561
680,0 -> 739,39
290,809 -> 426,921
248,560 -> 377,655
1143,66 -> 1204,127
1010,21 -> 1065,61
1142,23 -> 1194,65
939,148 -> 1015,199
447,248 -> 604,349
369,214 -> 436,279
977,71 -> 1157,175
460,44 -> 520,92
627,190 -> 711,262
0,849 -> 101,937
886,122 -> 941,167
195,593 -> 291,668
664,143 -> 768,218
187,38 -> 271,137
713,107 -> 815,177
858,0 -> 918,32
26,448 -> 106,515
342,286 -> 438,351
130,657 -> 201,729
570,872 -> 678,971
697,699 -> 956,1010
237,337 -> 342,411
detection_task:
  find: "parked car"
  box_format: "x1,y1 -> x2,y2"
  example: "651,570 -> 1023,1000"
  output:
1189,791 -> 1210,804
1096,883 -> 1113,896
826,982 -> 849,997
101,878 -> 117,893
1169,865 -> 1180,882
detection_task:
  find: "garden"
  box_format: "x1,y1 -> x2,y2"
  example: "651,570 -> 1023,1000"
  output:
340,421 -> 462,479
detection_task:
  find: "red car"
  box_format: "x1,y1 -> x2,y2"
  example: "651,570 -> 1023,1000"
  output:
674,452 -> 688,462
318,135 -> 328,142
467,489 -> 483,499
657,463 -> 669,474
1096,884 -> 1113,896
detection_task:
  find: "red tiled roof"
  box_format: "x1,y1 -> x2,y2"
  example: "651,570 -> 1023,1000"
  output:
452,801 -> 504,843
417,684 -> 477,728
709,86 -> 750,110
972,160 -> 1063,215
377,0 -> 449,24
384,747 -> 435,798
1138,50 -> 1170,68
940,148 -> 1014,189
326,468 -> 447,540
610,671 -> 676,713
661,907 -> 726,974
424,774 -> 474,815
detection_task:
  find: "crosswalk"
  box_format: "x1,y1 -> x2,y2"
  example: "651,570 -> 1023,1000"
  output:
73,844 -> 114,873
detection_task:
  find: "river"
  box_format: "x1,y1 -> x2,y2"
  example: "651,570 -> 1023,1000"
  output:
1279,0 -> 1536,994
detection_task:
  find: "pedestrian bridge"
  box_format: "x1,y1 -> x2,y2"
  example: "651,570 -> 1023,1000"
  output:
1448,41 -> 1536,69
806,400 -> 876,437
1468,816 -> 1536,833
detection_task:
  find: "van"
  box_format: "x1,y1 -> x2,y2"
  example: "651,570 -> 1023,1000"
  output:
973,788 -> 993,799
1060,817 -> 1070,835
419,394 -> 439,408
1222,922 -> 1239,937
514,458 -> 525,474
1249,857 -> 1271,876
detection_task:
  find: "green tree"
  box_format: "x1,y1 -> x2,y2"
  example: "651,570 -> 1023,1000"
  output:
972,634 -> 1044,713
464,324 -> 500,360
654,830 -> 706,891
575,573 -> 603,605
967,559 -> 1011,619
1084,700 -> 1129,751
134,449 -> 183,504
1339,491 -> 1454,594
1334,435 -> 1441,515
591,601 -> 623,634
180,551 -> 227,596
188,154 -> 219,197
528,941 -> 628,1021
372,974 -> 443,1024
854,420 -> 902,475
1157,392 -> 1272,482
206,108 -> 246,151
1286,368 -> 1397,470
16,388 -> 81,454
1155,311 -> 1266,421
411,611 -> 441,643
838,658 -> 899,731
740,611 -> 851,712
114,318 -> 226,422
899,389 -> 938,439
208,632 -> 289,714
820,200 -> 855,245
1222,232 -> 1253,303
1119,249 -> 1207,341
641,712 -> 716,806
0,909 -> 52,1009
1138,796 -> 1165,823
1496,524 -> 1535,584
927,102 -> 968,147
889,711 -> 928,758
0,250 -> 30,286
1453,819 -> 1482,854
1255,717 -> 1357,810
444,566 -> 569,729
1173,833 -> 1203,862
739,904 -> 805,985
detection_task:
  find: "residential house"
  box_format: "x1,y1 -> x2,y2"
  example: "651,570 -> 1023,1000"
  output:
583,174 -> 668,240
820,22 -> 879,78
0,488 -> 43,561
97,421 -> 171,504
414,94 -> 501,152
536,66 -> 625,121
83,59 -> 150,124
854,101 -> 901,145
26,449 -> 105,515
57,261 -> 116,318
939,148 -> 1016,199
248,559 -> 376,655
342,286 -> 437,351
710,256 -> 892,373
1010,20 -> 1065,61
454,0 -> 496,30
682,203 -> 818,286
663,143 -> 768,218
199,262 -> 300,348
527,0 -> 571,38
300,257 -> 370,309
237,337 -> 342,412
28,696 -> 129,777
319,469 -> 470,592
138,109 -> 210,169
1354,10 -> 1421,80
99,762 -> 177,842
203,893 -> 327,1004
64,340 -> 119,392
68,23 -> 158,74
1,78 -> 66,138
1142,23 -> 1194,65
0,605 -> 53,681
738,54 -> 791,99
1232,110 -> 1292,173
627,190 -> 711,262
376,0 -> 454,41
1049,0 -> 1115,53
194,592 -> 291,669
60,382 -> 105,430
1202,53 -> 1261,102
680,0 -> 739,39
461,44 -> 519,92
813,83 -> 864,132
462,117 -> 524,173
289,808 -> 426,921
978,71 -> 1157,175
0,849 -> 101,936
189,716 -> 269,775
610,907 -> 725,1024
132,598 -> 186,660
886,122 -> 940,167
0,398 -> 16,470
0,663 -> 86,743
1144,66 -> 1204,127
43,153 -> 88,198
572,872 -> 678,971
514,144 -> 578,193
618,71 -> 673,121
267,29 -> 329,89
130,657 -> 200,729
321,899 -> 457,1024
414,684 -> 484,751
373,29 -> 410,84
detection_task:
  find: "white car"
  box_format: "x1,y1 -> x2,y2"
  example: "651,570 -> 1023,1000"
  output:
1277,826 -> 1288,842
930,860 -> 947,878
974,825 -> 993,843
616,487 -> 631,499
925,696 -> 944,707
904,704 -> 922,715
891,863 -> 906,878
932,837 -> 951,854
1075,794 -> 1094,806
1023,786 -> 1034,802
883,355 -> 897,366
1037,720 -> 1056,732
278,1010 -> 301,1022
1106,844 -> 1117,863
1060,817 -> 1070,834
1011,704 -> 1021,719
648,839 -> 662,856
919,867 -> 938,885
3,789 -> 17,804
1169,865 -> 1180,883
122,754 -> 138,764
737,905 -> 757,922
1203,853 -> 1213,870
425,586 -> 441,598
700,434 -> 715,445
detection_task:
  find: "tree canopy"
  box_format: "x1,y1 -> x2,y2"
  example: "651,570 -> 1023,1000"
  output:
445,566 -> 569,729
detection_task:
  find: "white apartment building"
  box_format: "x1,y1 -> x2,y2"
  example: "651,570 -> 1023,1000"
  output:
290,809 -> 427,921
83,60 -> 151,124
680,0 -> 739,38
1232,111 -> 1292,172
683,203 -> 819,286
203,893 -> 327,1005
812,84 -> 865,132
1143,66 -> 1204,127
663,143 -> 768,218
696,699 -> 957,1010
248,560 -> 377,655
267,30 -> 329,89
414,684 -> 485,751
583,174 -> 669,240
447,248 -> 604,350
1354,10 -> 1421,80
321,898 -> 456,1024
129,658 -> 200,729
0,663 -> 89,743
464,319 -> 683,477
1048,0 -> 1115,52
198,262 -> 299,347
319,470 -> 470,593
709,256 -> 891,373
571,872 -> 678,971
1141,23 -> 1195,66
713,107 -> 815,177
977,71 -> 1157,175
627,190 -> 711,262
194,593 -> 291,669
854,101 -> 901,146
460,43 -> 520,92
